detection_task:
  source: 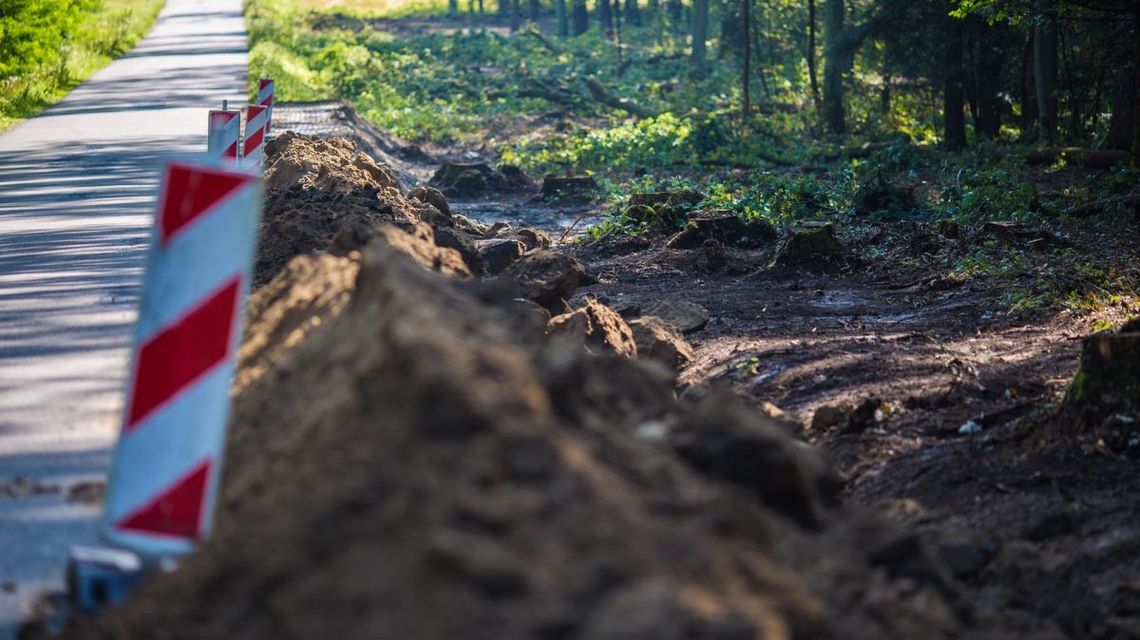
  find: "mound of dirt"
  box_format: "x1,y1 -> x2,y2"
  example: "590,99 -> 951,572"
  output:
255,132 -> 447,284
65,231 -> 1031,640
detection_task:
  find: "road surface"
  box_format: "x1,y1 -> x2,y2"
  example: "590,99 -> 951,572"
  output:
0,1 -> 247,633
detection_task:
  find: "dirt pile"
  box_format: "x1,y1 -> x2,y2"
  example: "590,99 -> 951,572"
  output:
255,132 -> 447,284
59,139 -> 1050,640
68,245 -> 1032,640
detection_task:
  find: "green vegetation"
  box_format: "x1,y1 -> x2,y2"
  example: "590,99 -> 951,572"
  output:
0,0 -> 165,131
245,0 -> 1139,316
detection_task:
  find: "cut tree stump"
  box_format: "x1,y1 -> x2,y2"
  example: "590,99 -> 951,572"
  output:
775,222 -> 844,268
1064,323 -> 1140,414
539,176 -> 599,201
429,163 -> 502,198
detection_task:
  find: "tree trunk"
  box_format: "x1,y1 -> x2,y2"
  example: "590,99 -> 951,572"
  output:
807,0 -> 821,113
571,0 -> 588,34
669,0 -> 682,35
499,0 -> 508,18
449,0 -> 459,15
626,0 -> 641,26
510,0 -> 520,31
1033,0 -> 1058,142
691,0 -> 709,77
1021,30 -> 1037,135
943,9 -> 968,150
556,0 -> 569,35
599,0 -> 614,31
529,0 -> 539,22
822,0 -> 847,133
975,24 -> 1003,138
742,0 -> 751,117
1133,7 -> 1140,156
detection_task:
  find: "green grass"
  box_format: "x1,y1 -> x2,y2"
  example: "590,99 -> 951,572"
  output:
0,0 -> 165,131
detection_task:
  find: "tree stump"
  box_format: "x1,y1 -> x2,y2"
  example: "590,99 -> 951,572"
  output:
1064,322 -> 1140,415
774,222 -> 844,268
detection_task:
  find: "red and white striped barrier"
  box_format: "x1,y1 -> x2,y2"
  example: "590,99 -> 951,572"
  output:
207,110 -> 240,161
257,78 -> 274,135
242,105 -> 269,169
100,161 -> 262,560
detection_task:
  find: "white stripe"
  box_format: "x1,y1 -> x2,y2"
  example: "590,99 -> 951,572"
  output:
133,183 -> 258,339
245,108 -> 268,136
207,114 -> 239,158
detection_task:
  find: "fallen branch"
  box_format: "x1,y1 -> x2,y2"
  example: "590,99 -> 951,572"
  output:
1065,191 -> 1140,218
584,76 -> 657,119
1025,147 -> 1134,169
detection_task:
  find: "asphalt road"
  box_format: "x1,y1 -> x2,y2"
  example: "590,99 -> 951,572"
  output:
0,1 -> 247,632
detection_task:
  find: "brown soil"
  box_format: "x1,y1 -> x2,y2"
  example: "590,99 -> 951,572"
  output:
55,117 -> 1140,640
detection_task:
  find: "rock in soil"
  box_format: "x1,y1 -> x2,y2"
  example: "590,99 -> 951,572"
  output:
475,238 -> 526,275
775,222 -> 845,270
514,227 -> 552,251
409,186 -> 452,218
539,175 -> 599,201
643,300 -> 709,334
503,249 -> 586,311
629,315 -> 693,368
548,299 -> 637,357
430,225 -> 485,275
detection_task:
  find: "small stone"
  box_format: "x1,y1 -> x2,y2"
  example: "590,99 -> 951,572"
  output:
958,419 -> 983,435
514,228 -> 551,251
475,238 -> 526,275
408,186 -> 451,218
703,239 -> 726,271
811,403 -> 852,430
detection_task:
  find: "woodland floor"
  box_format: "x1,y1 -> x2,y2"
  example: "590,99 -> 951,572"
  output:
286,94 -> 1140,637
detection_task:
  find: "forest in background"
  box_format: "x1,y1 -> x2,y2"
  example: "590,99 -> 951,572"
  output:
248,0 -> 1139,317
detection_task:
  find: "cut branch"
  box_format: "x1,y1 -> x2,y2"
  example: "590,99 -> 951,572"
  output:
584,76 -> 657,118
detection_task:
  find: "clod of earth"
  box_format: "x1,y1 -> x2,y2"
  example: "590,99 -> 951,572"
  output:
547,299 -> 637,357
539,175 -> 599,201
774,222 -> 845,269
643,300 -> 710,334
475,238 -> 526,275
372,222 -> 473,279
409,186 -> 451,218
629,315 -> 694,368
503,249 -> 586,310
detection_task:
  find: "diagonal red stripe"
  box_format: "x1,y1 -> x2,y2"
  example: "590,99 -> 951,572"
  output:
114,459 -> 212,540
243,127 -> 264,157
126,277 -> 241,431
159,163 -> 252,245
